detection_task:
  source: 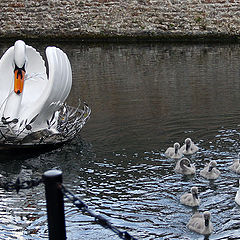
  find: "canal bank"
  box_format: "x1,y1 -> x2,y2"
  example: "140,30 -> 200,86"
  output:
0,0 -> 240,42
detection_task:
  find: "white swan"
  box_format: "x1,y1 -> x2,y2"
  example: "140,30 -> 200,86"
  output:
174,158 -> 196,175
229,153 -> 240,174
235,179 -> 240,206
180,186 -> 200,207
0,40 -> 90,146
187,211 -> 213,235
165,142 -> 183,159
200,160 -> 220,180
180,138 -> 199,155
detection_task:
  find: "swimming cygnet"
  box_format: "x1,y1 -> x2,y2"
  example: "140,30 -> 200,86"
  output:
229,153 -> 240,174
180,138 -> 199,155
165,142 -> 183,159
174,158 -> 196,175
180,186 -> 200,207
235,179 -> 240,206
200,160 -> 220,180
187,211 -> 213,236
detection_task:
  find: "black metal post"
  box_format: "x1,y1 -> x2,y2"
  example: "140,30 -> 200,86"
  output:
43,170 -> 66,240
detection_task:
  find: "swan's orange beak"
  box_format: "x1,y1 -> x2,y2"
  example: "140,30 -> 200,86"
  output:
14,68 -> 25,94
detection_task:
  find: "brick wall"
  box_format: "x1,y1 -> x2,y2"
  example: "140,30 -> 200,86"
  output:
0,0 -> 240,41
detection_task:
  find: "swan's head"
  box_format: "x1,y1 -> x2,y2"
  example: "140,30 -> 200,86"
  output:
203,211 -> 211,227
180,158 -> 191,168
208,160 -> 217,172
174,142 -> 180,154
14,40 -> 26,95
185,138 -> 191,151
191,186 -> 198,199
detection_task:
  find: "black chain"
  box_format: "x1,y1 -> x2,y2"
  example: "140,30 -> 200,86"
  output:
60,184 -> 138,240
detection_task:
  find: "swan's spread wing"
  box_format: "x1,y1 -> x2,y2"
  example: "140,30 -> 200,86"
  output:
0,46 -> 14,116
28,47 -> 72,131
19,45 -> 48,115
26,45 -> 47,74
46,46 -> 72,105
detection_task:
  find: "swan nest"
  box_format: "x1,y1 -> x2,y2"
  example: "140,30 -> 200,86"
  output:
0,100 -> 91,150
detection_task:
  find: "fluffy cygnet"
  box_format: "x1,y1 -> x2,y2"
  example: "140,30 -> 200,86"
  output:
235,179 -> 240,206
187,211 -> 213,235
200,160 -> 220,180
180,138 -> 199,155
229,153 -> 240,174
180,186 -> 200,207
174,158 -> 196,175
165,142 -> 183,159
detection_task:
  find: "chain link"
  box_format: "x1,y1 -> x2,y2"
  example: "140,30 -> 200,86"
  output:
60,184 -> 138,240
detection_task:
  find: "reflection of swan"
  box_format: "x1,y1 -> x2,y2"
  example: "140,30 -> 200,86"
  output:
187,211 -> 213,235
165,142 -> 182,159
235,179 -> 240,205
174,158 -> 195,175
180,187 -> 200,207
229,153 -> 240,174
0,40 -> 90,147
200,160 -> 220,180
180,138 -> 199,155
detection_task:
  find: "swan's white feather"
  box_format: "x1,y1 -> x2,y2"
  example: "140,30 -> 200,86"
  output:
0,46 -> 15,116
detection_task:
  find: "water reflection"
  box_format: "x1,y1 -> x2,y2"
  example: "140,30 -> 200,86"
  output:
0,41 -> 240,239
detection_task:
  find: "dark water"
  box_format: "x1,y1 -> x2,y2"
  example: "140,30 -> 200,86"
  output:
0,41 -> 240,239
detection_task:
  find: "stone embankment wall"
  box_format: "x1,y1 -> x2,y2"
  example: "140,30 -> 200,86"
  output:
0,0 -> 240,41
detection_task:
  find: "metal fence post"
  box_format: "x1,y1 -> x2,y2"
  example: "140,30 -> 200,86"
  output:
43,169 -> 66,240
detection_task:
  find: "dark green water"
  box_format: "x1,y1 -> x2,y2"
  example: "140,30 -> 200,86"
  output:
0,41 -> 240,239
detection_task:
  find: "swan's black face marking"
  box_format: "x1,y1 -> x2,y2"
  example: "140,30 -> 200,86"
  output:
208,161 -> 216,172
175,147 -> 178,154
174,143 -> 180,154
204,212 -> 211,227
193,192 -> 198,199
204,217 -> 209,227
208,165 -> 214,172
186,139 -> 191,151
14,63 -> 26,72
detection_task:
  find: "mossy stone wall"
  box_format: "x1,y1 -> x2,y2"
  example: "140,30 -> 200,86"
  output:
0,0 -> 239,41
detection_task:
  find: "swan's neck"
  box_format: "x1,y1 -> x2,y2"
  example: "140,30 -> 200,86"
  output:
204,218 -> 209,227
186,142 -> 191,151
193,192 -> 198,200
208,165 -> 214,172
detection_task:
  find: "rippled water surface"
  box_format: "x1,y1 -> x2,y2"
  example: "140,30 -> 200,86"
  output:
0,41 -> 240,239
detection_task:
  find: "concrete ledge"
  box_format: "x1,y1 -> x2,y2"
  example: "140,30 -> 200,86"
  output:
1,33 -> 239,44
